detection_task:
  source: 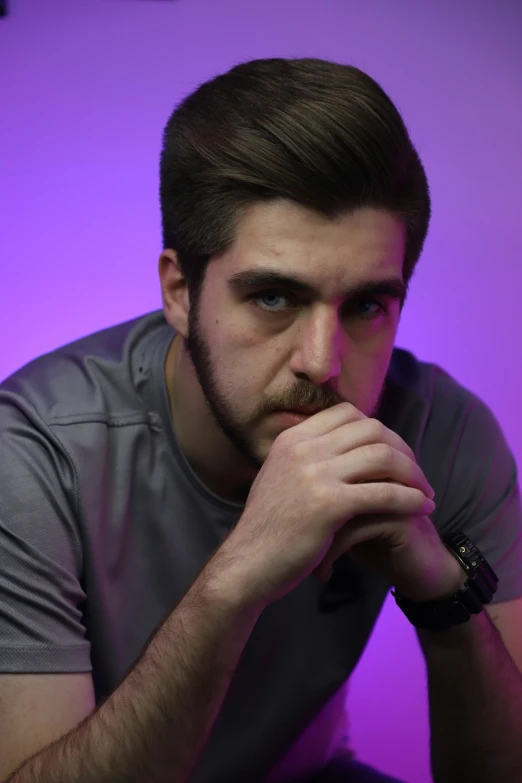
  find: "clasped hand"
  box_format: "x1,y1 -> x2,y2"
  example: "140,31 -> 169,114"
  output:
222,402 -> 463,607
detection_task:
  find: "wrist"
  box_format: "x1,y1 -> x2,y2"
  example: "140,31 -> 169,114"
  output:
198,547 -> 270,616
395,548 -> 467,603
418,607 -> 489,650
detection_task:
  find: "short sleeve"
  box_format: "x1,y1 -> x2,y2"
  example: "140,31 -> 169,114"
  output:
0,391 -> 92,672
434,398 -> 522,604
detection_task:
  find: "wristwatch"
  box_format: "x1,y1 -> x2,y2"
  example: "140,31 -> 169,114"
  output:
392,531 -> 499,632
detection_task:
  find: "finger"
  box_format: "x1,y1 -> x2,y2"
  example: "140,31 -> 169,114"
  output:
335,482 -> 435,523
324,417 -> 416,463
316,492 -> 434,582
288,401 -> 367,437
328,513 -> 408,563
314,513 -> 411,581
332,444 -> 433,499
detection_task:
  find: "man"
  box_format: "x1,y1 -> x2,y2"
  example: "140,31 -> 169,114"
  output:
1,57 -> 522,783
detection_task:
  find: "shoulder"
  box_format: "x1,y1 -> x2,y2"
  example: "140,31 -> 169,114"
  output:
0,310 -> 168,428
382,347 -> 515,507
380,347 -> 488,459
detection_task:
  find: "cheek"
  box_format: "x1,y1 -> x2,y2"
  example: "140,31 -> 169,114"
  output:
217,338 -> 270,392
360,337 -> 395,380
338,331 -> 395,391
348,310 -> 398,345
355,314 -> 398,365
342,317 -> 396,358
219,317 -> 283,372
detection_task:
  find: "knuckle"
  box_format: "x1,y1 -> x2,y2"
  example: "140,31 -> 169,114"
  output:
338,401 -> 354,411
376,442 -> 395,466
310,480 -> 336,517
363,442 -> 394,466
289,437 -> 312,460
276,431 -> 307,460
365,418 -> 386,441
342,401 -> 364,419
275,436 -> 315,471
299,460 -> 320,482
311,480 -> 332,504
373,482 -> 397,506
275,427 -> 294,448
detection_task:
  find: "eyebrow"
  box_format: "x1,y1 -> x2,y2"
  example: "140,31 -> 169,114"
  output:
228,268 -> 407,305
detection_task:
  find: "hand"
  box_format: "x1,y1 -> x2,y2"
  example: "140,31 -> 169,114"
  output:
216,402 -> 439,607
315,512 -> 467,602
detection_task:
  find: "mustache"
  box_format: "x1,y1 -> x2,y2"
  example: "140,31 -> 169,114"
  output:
269,390 -> 346,413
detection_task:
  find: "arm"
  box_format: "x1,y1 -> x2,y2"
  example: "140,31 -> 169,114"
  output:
5,556 -> 265,783
414,392 -> 522,782
419,609 -> 522,783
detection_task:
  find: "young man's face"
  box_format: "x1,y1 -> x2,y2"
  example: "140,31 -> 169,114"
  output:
182,200 -> 406,471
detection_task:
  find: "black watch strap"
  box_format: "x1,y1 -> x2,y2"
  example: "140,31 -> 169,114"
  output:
392,533 -> 499,632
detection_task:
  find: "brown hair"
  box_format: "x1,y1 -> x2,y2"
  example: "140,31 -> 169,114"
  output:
159,57 -> 430,305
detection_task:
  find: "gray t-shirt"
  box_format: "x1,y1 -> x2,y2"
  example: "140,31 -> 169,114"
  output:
1,310 -> 521,782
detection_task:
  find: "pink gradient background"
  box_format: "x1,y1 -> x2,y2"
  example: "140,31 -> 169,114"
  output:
1,1 -> 521,780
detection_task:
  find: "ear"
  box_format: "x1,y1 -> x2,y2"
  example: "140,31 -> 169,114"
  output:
158,249 -> 190,339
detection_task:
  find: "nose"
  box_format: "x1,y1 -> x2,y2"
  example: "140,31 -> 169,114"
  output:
288,305 -> 342,385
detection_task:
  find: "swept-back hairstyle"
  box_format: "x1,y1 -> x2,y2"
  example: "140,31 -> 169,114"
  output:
160,57 -> 430,305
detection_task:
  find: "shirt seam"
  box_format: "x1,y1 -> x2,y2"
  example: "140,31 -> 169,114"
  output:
48,412 -> 153,428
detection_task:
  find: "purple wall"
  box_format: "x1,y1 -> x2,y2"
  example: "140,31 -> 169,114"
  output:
1,1 -> 521,780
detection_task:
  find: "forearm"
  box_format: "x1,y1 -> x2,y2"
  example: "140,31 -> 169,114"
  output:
419,609 -> 522,783
6,560 -> 265,783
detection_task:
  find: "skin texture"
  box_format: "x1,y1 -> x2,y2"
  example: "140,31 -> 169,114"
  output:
160,199 -> 407,504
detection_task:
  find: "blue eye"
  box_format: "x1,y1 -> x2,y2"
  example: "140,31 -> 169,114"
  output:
251,291 -> 294,313
249,291 -> 387,320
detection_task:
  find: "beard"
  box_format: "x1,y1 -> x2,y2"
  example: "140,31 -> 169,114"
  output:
185,299 -> 389,472
185,298 -> 266,471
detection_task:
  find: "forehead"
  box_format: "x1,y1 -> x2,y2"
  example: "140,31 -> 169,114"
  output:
220,200 -> 406,293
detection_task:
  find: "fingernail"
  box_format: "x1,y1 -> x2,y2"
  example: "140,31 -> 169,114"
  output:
425,498 -> 436,513
428,485 -> 435,500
